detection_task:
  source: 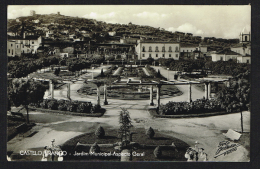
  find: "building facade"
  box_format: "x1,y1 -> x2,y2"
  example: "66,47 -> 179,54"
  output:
135,41 -> 180,60
211,50 -> 240,62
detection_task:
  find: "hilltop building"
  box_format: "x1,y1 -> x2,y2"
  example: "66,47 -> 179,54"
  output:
30,10 -> 36,16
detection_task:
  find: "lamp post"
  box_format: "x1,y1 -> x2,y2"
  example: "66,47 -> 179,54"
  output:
167,68 -> 169,81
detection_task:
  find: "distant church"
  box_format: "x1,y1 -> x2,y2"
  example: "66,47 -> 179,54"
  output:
239,27 -> 250,43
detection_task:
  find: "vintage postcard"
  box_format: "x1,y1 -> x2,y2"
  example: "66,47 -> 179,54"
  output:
7,5 -> 250,162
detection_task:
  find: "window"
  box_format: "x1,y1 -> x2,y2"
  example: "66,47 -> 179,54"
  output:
32,41 -> 34,44
169,46 -> 172,52
17,45 -> 18,48
156,54 -> 158,57
8,49 -> 10,53
149,54 -> 152,57
11,44 -> 13,47
169,54 -> 171,57
155,46 -> 159,52
12,49 -> 13,55
220,57 -> 223,61
162,46 -> 165,52
143,54 -> 145,57
183,50 -> 184,52
142,46 -> 145,52
176,54 -> 178,58
245,36 -> 248,42
162,54 -> 165,57
191,50 -> 192,52
187,50 -> 189,52
247,59 -> 249,63
149,46 -> 152,52
175,46 -> 178,52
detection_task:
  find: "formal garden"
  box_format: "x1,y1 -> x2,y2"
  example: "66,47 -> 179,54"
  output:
61,108 -> 190,161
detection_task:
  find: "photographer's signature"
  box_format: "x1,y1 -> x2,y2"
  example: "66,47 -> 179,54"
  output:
214,141 -> 240,158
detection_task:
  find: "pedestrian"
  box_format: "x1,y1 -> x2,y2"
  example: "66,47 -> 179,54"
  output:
198,148 -> 208,161
41,146 -> 49,161
185,148 -> 197,162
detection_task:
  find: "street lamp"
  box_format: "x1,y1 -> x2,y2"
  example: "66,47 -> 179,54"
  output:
167,68 -> 169,81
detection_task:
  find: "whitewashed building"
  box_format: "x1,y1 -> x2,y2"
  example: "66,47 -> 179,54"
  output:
135,41 -> 180,60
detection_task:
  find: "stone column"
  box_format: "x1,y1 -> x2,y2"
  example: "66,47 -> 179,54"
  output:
104,84 -> 108,105
150,85 -> 154,106
188,83 -> 192,102
204,82 -> 208,100
208,82 -> 211,99
49,80 -> 54,99
156,85 -> 161,107
67,83 -> 70,100
49,80 -> 52,96
97,85 -> 101,106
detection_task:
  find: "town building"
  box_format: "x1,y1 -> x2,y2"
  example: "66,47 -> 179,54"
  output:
135,40 -> 180,60
211,50 -> 241,62
237,55 -> 251,64
7,33 -> 42,57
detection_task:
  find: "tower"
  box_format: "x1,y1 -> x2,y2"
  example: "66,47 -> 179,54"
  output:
239,27 -> 251,43
30,10 -> 36,16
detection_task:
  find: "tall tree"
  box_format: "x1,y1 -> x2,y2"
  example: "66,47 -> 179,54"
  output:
8,79 -> 46,123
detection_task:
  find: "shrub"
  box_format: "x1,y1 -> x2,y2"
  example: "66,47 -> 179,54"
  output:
154,146 -> 162,158
47,99 -> 58,110
91,104 -> 101,113
146,127 -> 155,138
77,102 -> 92,113
95,126 -> 105,138
67,102 -> 78,112
40,99 -> 49,109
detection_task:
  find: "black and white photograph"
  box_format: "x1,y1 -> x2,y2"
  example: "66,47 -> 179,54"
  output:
6,5 -> 251,162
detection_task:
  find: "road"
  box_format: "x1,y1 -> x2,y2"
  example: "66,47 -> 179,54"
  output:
8,65 -> 250,162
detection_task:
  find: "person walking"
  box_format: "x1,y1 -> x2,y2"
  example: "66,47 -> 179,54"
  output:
198,148 -> 208,161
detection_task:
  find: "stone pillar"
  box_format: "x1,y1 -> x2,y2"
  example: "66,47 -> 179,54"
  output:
97,86 -> 100,106
49,80 -> 52,96
67,83 -> 70,100
188,83 -> 192,102
150,85 -> 154,106
208,82 -> 211,99
156,85 -> 161,107
104,85 -> 108,105
49,80 -> 54,99
204,83 -> 208,100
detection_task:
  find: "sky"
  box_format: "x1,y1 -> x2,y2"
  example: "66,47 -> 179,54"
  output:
7,5 -> 251,39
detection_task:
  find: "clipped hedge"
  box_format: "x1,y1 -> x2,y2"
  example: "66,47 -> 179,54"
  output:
29,99 -> 98,114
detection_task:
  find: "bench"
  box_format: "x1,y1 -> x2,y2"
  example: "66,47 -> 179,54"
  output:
223,129 -> 241,141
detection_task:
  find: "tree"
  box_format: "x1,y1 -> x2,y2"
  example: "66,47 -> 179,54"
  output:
8,79 -> 46,124
146,127 -> 155,138
119,108 -> 133,144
